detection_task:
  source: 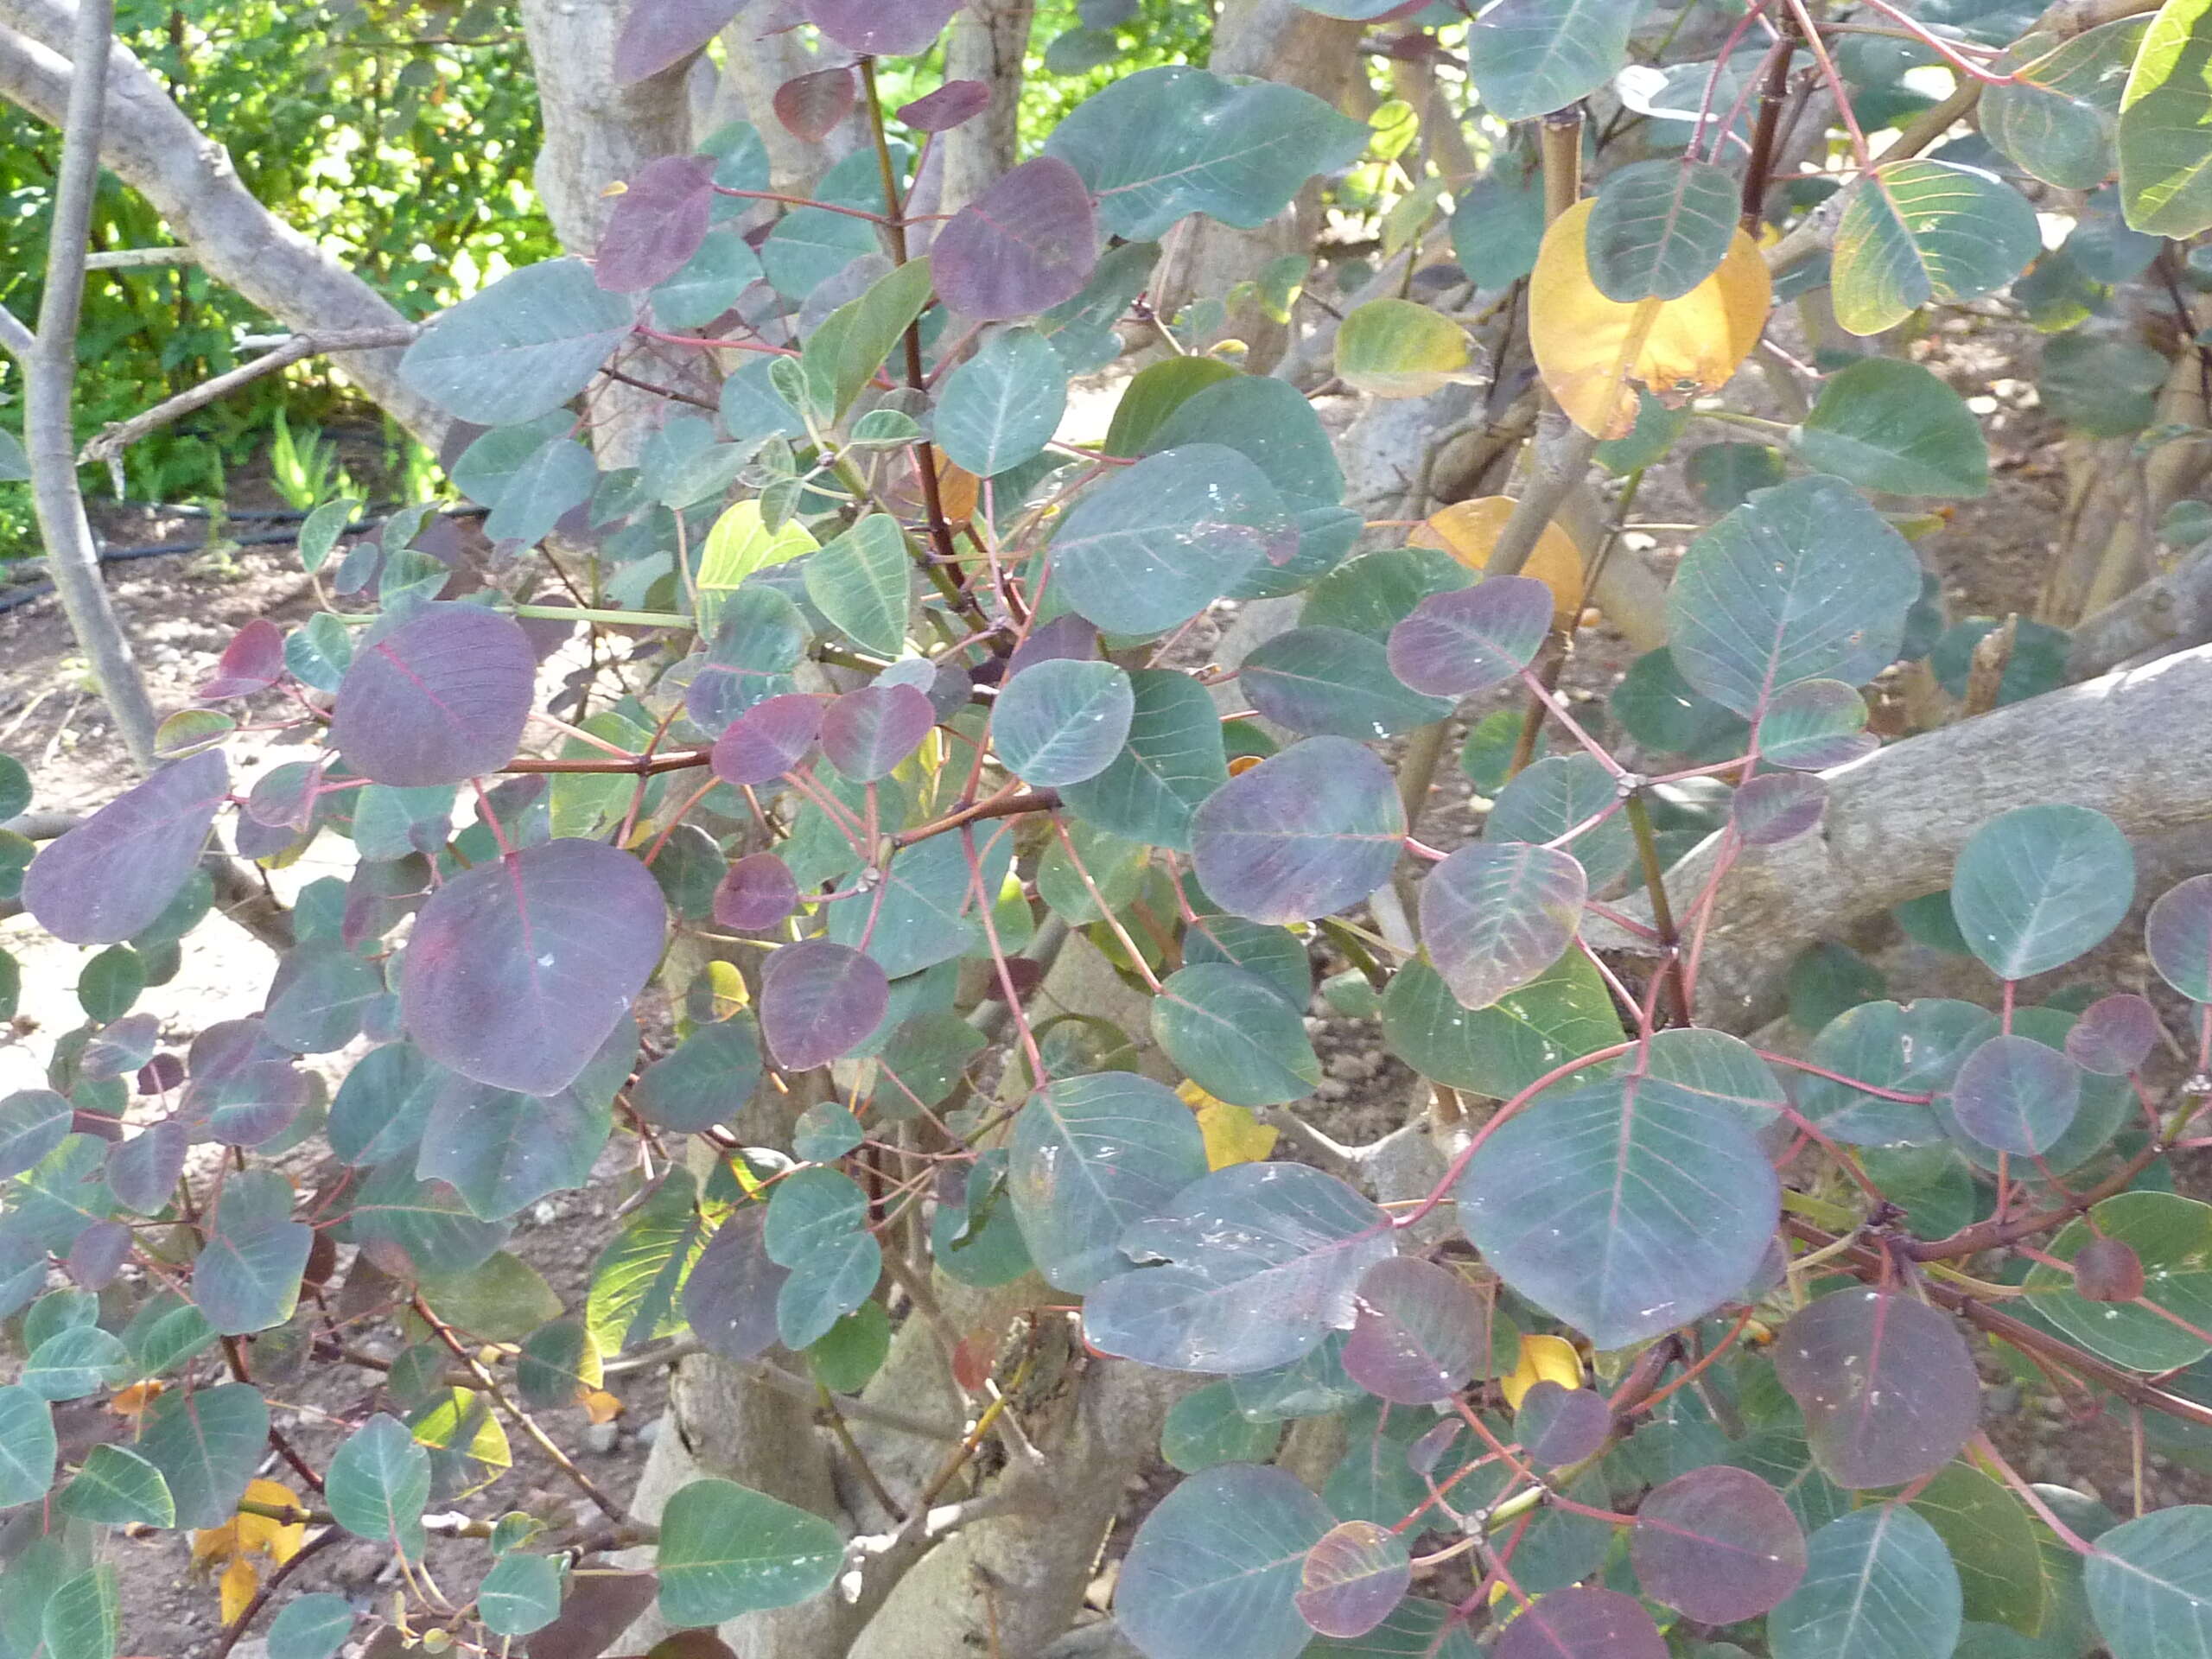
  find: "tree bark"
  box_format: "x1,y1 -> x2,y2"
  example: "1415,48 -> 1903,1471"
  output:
1594,644 -> 2212,1032
518,0 -> 690,255
938,0 -> 1035,213
0,0 -> 447,448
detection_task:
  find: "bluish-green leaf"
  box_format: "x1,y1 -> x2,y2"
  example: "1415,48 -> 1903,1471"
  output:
266,1593 -> 355,1659
399,259 -> 635,426
1059,667 -> 1229,851
995,659 -> 1136,786
1796,357 -> 1989,499
57,1444 -> 174,1528
936,327 -> 1068,477
2085,1505 -> 2212,1659
1116,1463 -> 1332,1659
137,1381 -> 267,1529
804,514 -> 912,658
1466,0 -> 1637,122
327,1414 -> 432,1560
480,1552 -> 565,1637
1152,963 -> 1321,1106
1831,161 -> 2042,336
1770,1506 -> 1963,1659
1984,19 -> 2144,190
0,1385 -> 56,1507
1008,1071 -> 1209,1293
1381,951 -> 1622,1101
1950,804 -> 2136,980
41,1566 -> 118,1659
1586,159 -> 1739,302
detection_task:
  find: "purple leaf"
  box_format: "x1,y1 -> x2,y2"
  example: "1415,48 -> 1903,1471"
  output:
1774,1287 -> 1981,1490
682,1207 -> 787,1362
245,762 -> 320,831
819,683 -> 933,781
931,156 -> 1100,321
1386,575 -> 1553,697
710,692 -> 823,786
1419,841 -> 1586,1011
329,603 -> 536,787
181,1018 -> 311,1147
107,1120 -> 188,1213
1296,1520 -> 1412,1641
1516,1379 -> 1610,1466
596,155 -> 719,293
803,0 -> 959,56
2067,993 -> 2159,1076
1733,772 -> 1827,847
899,79 -> 989,132
23,749 -> 227,944
1190,737 -> 1406,925
2072,1236 -> 2146,1301
67,1219 -> 131,1289
1630,1465 -> 1807,1624
1493,1587 -> 1667,1659
774,65 -> 857,143
715,853 -> 801,931
1341,1255 -> 1491,1404
400,838 -> 669,1096
613,0 -> 747,84
1949,1033 -> 2082,1156
1003,613 -> 1099,680
200,619 -> 286,699
759,940 -> 888,1071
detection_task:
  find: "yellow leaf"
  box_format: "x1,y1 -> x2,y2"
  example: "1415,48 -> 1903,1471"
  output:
1500,1332 -> 1583,1410
1530,198 -> 1770,439
1411,497 -> 1585,625
699,959 -> 749,1020
1192,1096 -> 1280,1170
1336,298 -> 1476,399
583,1389 -> 624,1425
696,500 -> 819,634
219,1555 -> 259,1626
111,1380 -> 163,1419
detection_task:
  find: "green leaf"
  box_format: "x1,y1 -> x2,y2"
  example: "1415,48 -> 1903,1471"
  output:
518,1318 -> 602,1411
2041,333 -> 2171,436
420,1250 -> 564,1344
1586,159 -> 1739,302
0,1385 -> 56,1507
2024,1192 -> 2212,1371
935,327 -> 1067,477
652,226 -> 766,329
76,945 -> 143,1024
1486,753 -> 1634,889
1008,1071 -> 1209,1293
1058,667 -> 1230,851
58,1444 -> 174,1528
1795,357 -> 1989,499
1382,950 -> 1621,1101
1102,356 -> 1238,457
2120,0 -> 2212,233
340,1163 -> 512,1278
1951,804 -> 2135,980
585,1167 -> 704,1354
1910,1464 -> 2049,1637
1160,1380 -> 1284,1472
1049,444 -> 1291,637
1984,19 -> 2145,190
479,1553 -> 565,1637
1666,474 -> 1923,718
1831,161 -> 2043,337
1044,66 -> 1368,241
1452,155 -> 1546,289
1456,1070 -> 1777,1349
265,1593 -> 355,1659
20,1325 -> 127,1401
804,514 -> 912,657
2085,1505 -> 2212,1659
655,1478 -> 844,1626
1334,299 -> 1472,398
1770,1506 -> 1962,1659
137,1381 -> 267,1529
1116,1463 -> 1332,1659
807,1300 -> 892,1392
994,659 -> 1137,787
399,258 -> 635,426
327,1414 -> 432,1560
195,1167 -> 312,1335
800,256 -> 933,420
0,428 -> 28,482
1239,625 -> 1451,741
1152,962 -> 1321,1106
41,1566 -> 118,1659
1465,0 -> 1637,122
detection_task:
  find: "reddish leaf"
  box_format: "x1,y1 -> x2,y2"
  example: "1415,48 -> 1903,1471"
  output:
1773,1288 -> 1981,1490
711,692 -> 823,786
931,156 -> 1100,321
1516,1380 -> 1610,1466
682,1208 -> 786,1362
899,79 -> 989,132
1341,1255 -> 1491,1405
1493,1586 -> 1667,1659
1732,772 -> 1827,847
804,0 -> 959,55
401,839 -> 670,1096
819,683 -> 933,781
774,66 -> 857,143
1419,841 -> 1587,1012
2074,1236 -> 2146,1302
200,619 -> 286,699
613,0 -> 746,84
715,853 -> 802,931
1386,576 -> 1552,698
1297,1520 -> 1412,1640
524,1570 -> 656,1659
1949,1033 -> 2082,1156
759,939 -> 889,1071
1003,613 -> 1099,679
329,603 -> 536,787
1630,1465 -> 1807,1624
23,749 -> 228,944
596,154 -> 718,292
2066,993 -> 2160,1077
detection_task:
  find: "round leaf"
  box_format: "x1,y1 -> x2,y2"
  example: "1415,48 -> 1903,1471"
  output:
1190,737 -> 1406,925
1770,1506 -> 1963,1659
1239,626 -> 1451,740
1950,804 -> 2136,981
1949,1033 -> 2082,1156
2146,873 -> 2212,1001
1116,1463 -> 1332,1659
819,683 -> 933,782
1341,1255 -> 1493,1405
2024,1192 -> 2212,1371
1297,1520 -> 1412,1641
22,748 -> 227,945
932,156 -> 1099,321
1632,1465 -> 1807,1624
1386,576 -> 1554,698
1007,1071 -> 1208,1294
1796,357 -> 1989,499
1419,840 -> 1587,1012
2084,1505 -> 2212,1659
327,1414 -> 432,1560
936,327 -> 1068,478
1831,161 -> 2042,337
759,941 -> 890,1071
1773,1289 -> 1981,1490
711,693 -> 824,787
399,259 -> 635,426
655,1476 -> 844,1626
331,603 -> 537,787
1586,159 -> 1740,302
1151,962 -> 1321,1106
1494,1587 -> 1666,1659
994,659 -> 1136,786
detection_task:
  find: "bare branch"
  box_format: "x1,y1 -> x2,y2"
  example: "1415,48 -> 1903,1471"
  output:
0,302 -> 30,360
80,323 -> 420,466
81,244 -> 193,269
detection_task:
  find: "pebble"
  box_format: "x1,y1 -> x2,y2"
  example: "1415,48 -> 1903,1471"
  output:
583,1421 -> 622,1455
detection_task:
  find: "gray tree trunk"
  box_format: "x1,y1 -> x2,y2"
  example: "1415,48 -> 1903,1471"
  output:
939,0 -> 1037,213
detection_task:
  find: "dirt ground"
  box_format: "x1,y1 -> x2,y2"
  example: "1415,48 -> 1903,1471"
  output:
2,320 -> 2209,1655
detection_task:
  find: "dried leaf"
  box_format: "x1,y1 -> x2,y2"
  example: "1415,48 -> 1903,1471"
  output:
1411,496 -> 1584,623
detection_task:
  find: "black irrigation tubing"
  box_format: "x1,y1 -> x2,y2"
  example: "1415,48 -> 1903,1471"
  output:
0,504 -> 489,616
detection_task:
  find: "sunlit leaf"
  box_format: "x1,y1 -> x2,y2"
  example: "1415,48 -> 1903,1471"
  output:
2120,0 -> 2212,233
1830,161 -> 2041,337
1335,299 -> 1473,398
1984,19 -> 2144,189
399,259 -> 634,426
